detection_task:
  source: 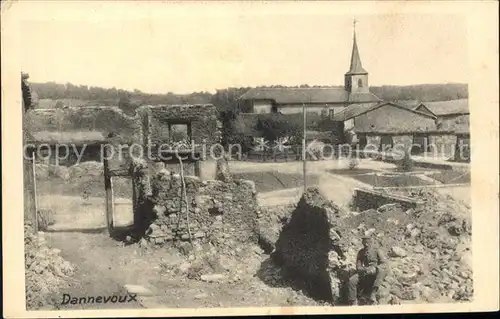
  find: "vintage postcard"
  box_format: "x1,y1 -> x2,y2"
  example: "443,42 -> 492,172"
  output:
2,0 -> 499,317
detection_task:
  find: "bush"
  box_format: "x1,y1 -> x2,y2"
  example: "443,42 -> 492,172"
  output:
348,157 -> 359,170
255,114 -> 303,144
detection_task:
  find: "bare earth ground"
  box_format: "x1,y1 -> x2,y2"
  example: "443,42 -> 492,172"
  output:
45,232 -> 322,309
39,195 -> 133,230
35,158 -> 471,309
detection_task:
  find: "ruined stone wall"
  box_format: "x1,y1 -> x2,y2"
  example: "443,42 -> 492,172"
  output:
24,105 -> 221,174
143,170 -> 258,248
144,104 -> 221,151
353,189 -> 422,212
273,188 -> 349,303
24,107 -> 142,145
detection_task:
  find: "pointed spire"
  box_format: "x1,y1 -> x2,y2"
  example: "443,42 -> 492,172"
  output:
346,19 -> 368,75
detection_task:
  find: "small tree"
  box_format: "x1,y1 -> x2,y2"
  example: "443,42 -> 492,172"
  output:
348,156 -> 359,170
399,148 -> 414,172
255,114 -> 303,144
54,100 -> 64,109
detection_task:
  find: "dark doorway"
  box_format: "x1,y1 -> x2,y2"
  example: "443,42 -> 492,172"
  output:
411,134 -> 429,155
379,135 -> 393,152
358,134 -> 367,149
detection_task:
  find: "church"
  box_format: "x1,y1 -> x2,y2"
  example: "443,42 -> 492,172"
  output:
237,24 -> 381,117
235,23 -> 470,161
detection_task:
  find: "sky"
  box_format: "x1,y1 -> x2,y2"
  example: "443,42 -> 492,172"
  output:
17,2 -> 469,94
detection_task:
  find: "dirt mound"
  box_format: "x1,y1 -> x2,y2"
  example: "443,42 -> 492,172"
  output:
25,223 -> 75,310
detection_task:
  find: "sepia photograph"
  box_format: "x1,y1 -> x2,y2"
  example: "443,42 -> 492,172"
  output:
2,1 -> 499,317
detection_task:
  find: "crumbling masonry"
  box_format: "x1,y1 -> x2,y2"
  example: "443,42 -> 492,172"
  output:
24,104 -> 259,246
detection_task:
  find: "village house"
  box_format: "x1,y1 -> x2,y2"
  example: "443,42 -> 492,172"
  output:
332,100 -> 470,161
413,99 -> 470,132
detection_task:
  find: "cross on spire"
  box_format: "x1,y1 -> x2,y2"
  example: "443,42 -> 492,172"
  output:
346,17 -> 367,76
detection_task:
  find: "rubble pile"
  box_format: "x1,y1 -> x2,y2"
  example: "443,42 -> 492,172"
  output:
272,188 -> 349,303
331,188 -> 472,303
262,187 -> 473,305
24,223 -> 75,309
256,204 -> 296,253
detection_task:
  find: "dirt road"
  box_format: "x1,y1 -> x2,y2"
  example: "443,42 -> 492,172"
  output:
45,232 -> 321,309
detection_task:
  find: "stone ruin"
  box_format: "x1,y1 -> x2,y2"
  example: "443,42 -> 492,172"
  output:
136,164 -> 259,248
271,187 -> 352,304
270,187 -> 473,305
24,104 -> 260,249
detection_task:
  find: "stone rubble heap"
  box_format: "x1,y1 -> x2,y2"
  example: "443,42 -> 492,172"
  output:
24,223 -> 75,310
344,189 -> 473,303
260,187 -> 473,305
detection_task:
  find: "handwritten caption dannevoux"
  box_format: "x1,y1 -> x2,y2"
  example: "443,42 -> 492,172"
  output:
61,293 -> 138,305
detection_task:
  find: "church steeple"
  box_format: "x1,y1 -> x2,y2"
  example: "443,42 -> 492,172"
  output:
345,19 -> 369,93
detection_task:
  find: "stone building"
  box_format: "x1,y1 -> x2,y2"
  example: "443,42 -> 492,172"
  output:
414,99 -> 469,132
332,101 -> 469,160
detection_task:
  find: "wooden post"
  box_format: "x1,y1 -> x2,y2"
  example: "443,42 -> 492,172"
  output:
194,158 -> 201,178
23,145 -> 39,231
31,152 -> 39,232
103,146 -> 114,235
302,103 -> 307,192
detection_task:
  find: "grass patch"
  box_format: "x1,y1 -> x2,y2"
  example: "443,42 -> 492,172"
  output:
233,171 -> 319,193
348,174 -> 434,188
429,170 -> 471,184
328,169 -> 380,176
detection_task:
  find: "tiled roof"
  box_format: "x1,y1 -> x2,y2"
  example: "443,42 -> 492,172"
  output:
421,99 -> 469,116
393,100 -> 421,109
332,101 -> 437,122
331,102 -> 381,121
238,87 -> 380,104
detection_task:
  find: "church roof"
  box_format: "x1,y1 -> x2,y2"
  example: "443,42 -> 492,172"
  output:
345,31 -> 368,75
238,87 -> 381,104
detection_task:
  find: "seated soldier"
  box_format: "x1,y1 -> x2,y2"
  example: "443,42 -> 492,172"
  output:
347,234 -> 387,305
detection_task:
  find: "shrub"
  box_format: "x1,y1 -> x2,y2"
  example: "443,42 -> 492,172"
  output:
348,157 -> 359,170
255,114 -> 303,144
399,149 -> 414,172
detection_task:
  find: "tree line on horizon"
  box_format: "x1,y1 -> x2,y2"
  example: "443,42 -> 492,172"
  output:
30,81 -> 468,115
